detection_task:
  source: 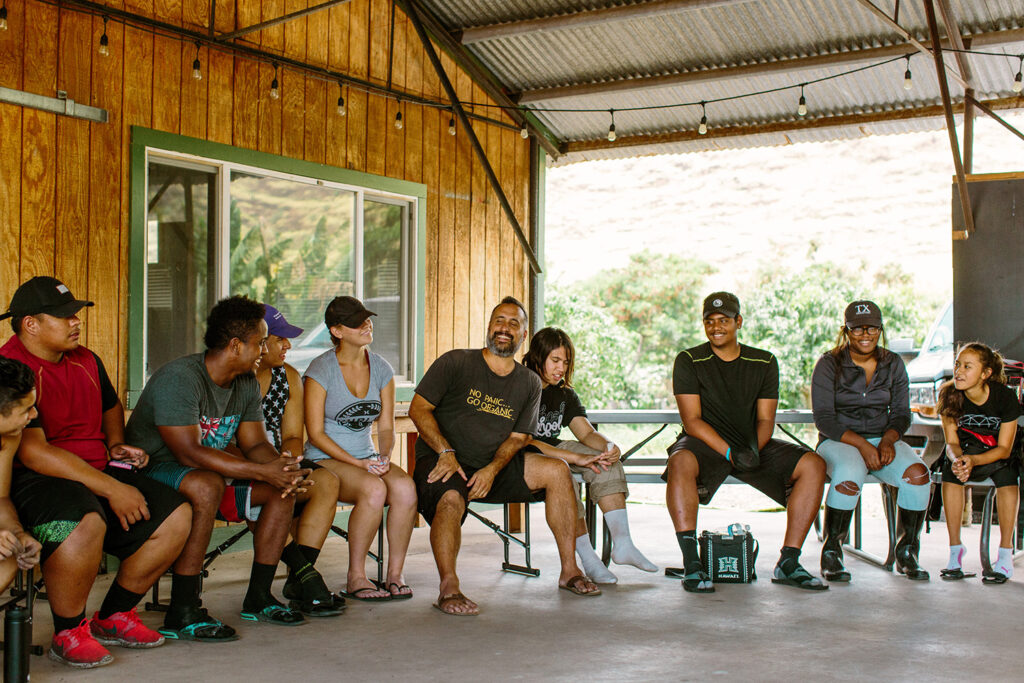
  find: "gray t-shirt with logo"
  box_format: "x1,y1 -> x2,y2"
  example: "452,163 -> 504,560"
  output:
126,353 -> 265,466
302,348 -> 394,461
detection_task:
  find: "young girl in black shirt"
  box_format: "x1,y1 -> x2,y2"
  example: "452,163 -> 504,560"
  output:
938,342 -> 1021,583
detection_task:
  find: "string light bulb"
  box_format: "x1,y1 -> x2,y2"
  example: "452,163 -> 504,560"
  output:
336,82 -> 346,116
269,64 -> 280,100
698,101 -> 708,135
520,125 -> 529,139
191,42 -> 202,81
0,2 -> 8,31
1013,55 -> 1023,93
797,85 -> 807,116
98,16 -> 109,56
607,110 -> 617,142
394,109 -> 403,130
448,117 -> 457,136
903,55 -> 913,91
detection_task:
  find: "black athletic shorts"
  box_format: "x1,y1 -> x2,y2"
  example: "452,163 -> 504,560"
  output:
412,451 -> 543,525
941,456 -> 1019,488
662,433 -> 809,506
11,464 -> 188,561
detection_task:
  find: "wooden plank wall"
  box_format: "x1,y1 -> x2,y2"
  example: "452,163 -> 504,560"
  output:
0,0 -> 534,398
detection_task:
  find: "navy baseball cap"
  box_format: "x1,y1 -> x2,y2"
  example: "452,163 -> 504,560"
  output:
263,304 -> 303,338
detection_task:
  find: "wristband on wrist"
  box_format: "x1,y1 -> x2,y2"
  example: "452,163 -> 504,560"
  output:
439,448 -> 455,455
725,447 -> 731,461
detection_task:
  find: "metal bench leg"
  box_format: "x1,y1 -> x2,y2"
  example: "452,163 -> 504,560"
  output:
465,505 -> 539,577
980,486 -> 997,575
844,484 -> 896,571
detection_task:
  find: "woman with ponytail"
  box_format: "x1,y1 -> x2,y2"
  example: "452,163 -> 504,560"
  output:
937,342 -> 1020,583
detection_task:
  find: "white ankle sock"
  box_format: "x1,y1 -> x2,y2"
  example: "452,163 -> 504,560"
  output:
576,534 -> 617,584
604,508 -> 657,572
994,547 -> 1014,578
947,544 -> 966,571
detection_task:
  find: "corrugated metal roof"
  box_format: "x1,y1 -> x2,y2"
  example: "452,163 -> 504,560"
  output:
414,0 -> 1024,165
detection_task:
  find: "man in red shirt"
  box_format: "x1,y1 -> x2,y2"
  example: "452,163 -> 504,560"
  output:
0,277 -> 191,669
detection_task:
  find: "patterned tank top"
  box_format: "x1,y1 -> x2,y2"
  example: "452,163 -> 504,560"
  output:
261,365 -> 290,450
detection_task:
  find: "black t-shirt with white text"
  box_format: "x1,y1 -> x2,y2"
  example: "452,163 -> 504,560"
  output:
535,383 -> 587,446
672,342 -> 779,453
956,381 -> 1021,456
414,349 -> 541,469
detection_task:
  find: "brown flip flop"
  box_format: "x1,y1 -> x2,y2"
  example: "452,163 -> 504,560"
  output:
433,592 -> 479,616
558,575 -> 602,597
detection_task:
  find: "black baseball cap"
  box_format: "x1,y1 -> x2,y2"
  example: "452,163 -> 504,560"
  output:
703,291 -> 740,319
325,296 -> 376,329
845,300 -> 883,328
1,276 -> 94,321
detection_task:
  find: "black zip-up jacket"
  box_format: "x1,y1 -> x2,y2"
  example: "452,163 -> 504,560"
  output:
810,347 -> 911,443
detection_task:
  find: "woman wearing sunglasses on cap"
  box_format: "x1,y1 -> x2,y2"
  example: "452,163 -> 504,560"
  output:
810,300 -> 931,583
303,296 -> 417,602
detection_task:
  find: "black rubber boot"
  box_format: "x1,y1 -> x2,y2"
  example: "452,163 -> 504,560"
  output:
820,506 -> 853,582
895,507 -> 930,581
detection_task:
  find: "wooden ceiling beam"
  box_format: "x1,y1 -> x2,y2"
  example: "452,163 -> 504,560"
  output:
559,96 -> 1024,154
218,0 -> 352,41
514,27 -> 1024,103
458,0 -> 755,45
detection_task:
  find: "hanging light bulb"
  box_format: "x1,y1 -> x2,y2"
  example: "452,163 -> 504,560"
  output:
394,110 -> 403,130
797,85 -> 807,116
191,42 -> 202,81
448,117 -> 457,136
0,2 -> 8,31
269,64 -> 280,100
336,83 -> 346,116
698,101 -> 708,135
520,125 -> 529,139
98,16 -> 110,57
607,110 -> 617,142
1014,56 -> 1024,94
903,55 -> 913,91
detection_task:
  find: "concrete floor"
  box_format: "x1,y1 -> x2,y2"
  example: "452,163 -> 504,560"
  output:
20,498 -> 1024,682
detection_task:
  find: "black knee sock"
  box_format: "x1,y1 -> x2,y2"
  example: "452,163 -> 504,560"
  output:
243,562 -> 278,610
170,573 -> 202,610
98,581 -> 146,620
778,546 -> 801,574
53,611 -> 86,635
676,531 -> 701,574
281,542 -> 309,574
299,544 -> 321,566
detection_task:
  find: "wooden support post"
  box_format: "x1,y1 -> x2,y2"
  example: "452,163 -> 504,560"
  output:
966,94 -> 1024,144
924,0 -> 974,236
401,0 -> 543,274
508,503 -> 525,534
963,88 -> 975,173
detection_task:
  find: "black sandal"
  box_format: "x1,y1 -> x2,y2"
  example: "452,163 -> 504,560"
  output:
939,568 -> 976,581
681,569 -> 715,593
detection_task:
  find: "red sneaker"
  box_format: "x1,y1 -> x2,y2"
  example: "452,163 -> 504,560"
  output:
49,620 -> 114,669
91,608 -> 166,649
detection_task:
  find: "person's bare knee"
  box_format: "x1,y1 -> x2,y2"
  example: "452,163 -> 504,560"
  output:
834,480 -> 860,496
436,489 -> 465,517
793,452 -> 826,482
903,463 -> 929,486
386,477 -> 417,510
666,450 -> 698,483
179,470 -> 225,511
362,477 -> 387,509
310,468 -> 340,500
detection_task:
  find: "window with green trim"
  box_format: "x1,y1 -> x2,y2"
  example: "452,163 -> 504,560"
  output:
133,134 -> 423,403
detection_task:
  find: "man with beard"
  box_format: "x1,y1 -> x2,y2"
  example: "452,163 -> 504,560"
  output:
410,297 -> 600,616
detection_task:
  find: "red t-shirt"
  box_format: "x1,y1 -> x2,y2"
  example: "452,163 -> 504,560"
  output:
0,335 -> 116,470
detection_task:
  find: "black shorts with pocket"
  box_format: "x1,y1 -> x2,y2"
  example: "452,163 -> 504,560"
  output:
662,433 -> 809,506
412,450 -> 543,525
941,456 -> 1019,488
11,464 -> 188,561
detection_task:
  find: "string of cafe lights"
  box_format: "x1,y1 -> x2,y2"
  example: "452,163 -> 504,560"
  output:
2,2 -> 1022,143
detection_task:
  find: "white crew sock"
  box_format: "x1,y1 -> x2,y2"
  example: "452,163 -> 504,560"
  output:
605,508 -> 658,572
946,544 -> 966,571
576,534 -> 617,584
993,547 -> 1014,579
